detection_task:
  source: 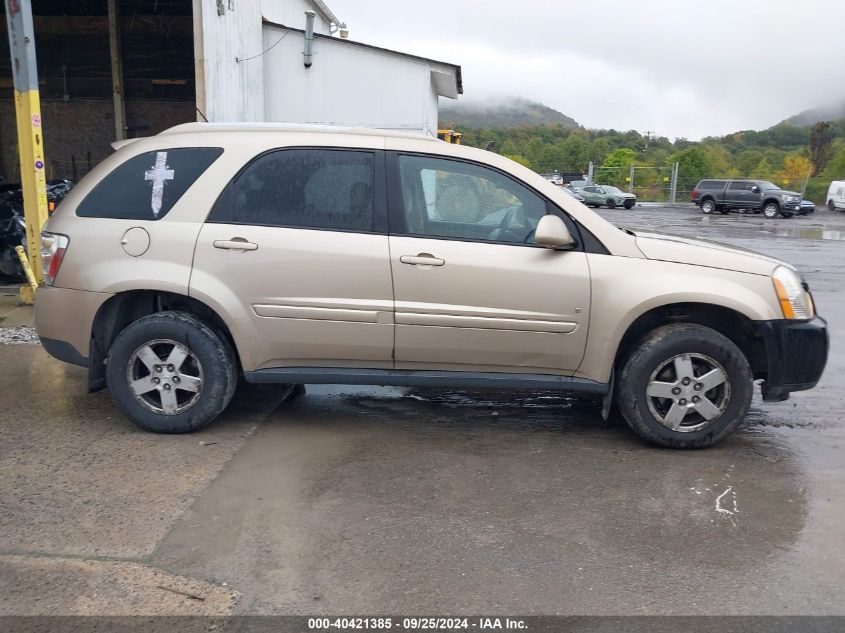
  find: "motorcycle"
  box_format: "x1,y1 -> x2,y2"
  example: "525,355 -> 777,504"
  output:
0,179 -> 73,280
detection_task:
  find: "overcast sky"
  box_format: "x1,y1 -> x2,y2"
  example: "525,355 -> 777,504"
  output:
327,0 -> 845,140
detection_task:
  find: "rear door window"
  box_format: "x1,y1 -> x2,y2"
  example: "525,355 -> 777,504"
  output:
210,148 -> 375,232
77,147 -> 223,220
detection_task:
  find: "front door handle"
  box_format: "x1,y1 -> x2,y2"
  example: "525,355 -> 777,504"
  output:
400,253 -> 445,267
214,238 -> 258,251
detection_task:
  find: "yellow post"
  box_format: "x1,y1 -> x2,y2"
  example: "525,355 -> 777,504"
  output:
5,0 -> 50,304
14,245 -> 38,304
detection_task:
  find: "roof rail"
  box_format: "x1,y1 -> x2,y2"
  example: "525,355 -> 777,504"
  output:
158,122 -> 438,141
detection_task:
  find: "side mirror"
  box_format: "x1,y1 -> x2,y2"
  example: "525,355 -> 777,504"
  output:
750,185 -> 760,193
535,215 -> 576,250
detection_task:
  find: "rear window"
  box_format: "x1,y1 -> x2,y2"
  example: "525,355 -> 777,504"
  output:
209,148 -> 375,232
77,147 -> 223,220
697,180 -> 725,190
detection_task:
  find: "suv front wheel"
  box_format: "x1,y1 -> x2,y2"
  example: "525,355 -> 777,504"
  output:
616,324 -> 753,448
106,311 -> 238,433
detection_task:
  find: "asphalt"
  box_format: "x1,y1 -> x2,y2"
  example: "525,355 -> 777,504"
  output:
0,205 -> 843,616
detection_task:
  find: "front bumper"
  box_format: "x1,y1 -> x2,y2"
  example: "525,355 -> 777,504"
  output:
754,316 -> 828,401
782,201 -> 803,213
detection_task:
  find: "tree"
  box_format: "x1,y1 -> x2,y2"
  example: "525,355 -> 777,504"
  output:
777,154 -> 813,180
671,147 -> 713,182
809,121 -> 835,175
503,154 -> 531,168
601,147 -> 637,169
820,145 -> 845,179
751,158 -> 773,179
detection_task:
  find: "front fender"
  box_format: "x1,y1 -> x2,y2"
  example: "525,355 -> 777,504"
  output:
576,255 -> 780,383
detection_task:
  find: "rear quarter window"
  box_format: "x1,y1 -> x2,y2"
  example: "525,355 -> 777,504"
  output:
697,180 -> 724,190
76,147 -> 223,220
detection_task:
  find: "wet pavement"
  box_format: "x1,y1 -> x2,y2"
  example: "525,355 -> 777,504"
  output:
1,205 -> 843,615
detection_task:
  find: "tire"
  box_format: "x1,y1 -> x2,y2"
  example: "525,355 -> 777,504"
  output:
700,199 -> 715,214
606,199 -> 616,209
762,202 -> 780,219
828,200 -> 836,212
616,323 -> 753,449
623,200 -> 635,209
106,311 -> 238,433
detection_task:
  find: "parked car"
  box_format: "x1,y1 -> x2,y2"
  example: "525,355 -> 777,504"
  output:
826,180 -> 845,211
692,179 -> 803,218
541,173 -> 564,186
561,187 -> 586,203
579,185 -> 636,209
35,123 -> 828,448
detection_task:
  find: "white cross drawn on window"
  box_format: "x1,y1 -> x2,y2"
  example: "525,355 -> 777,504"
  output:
144,151 -> 175,217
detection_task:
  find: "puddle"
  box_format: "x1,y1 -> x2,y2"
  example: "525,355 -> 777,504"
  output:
771,227 -> 845,241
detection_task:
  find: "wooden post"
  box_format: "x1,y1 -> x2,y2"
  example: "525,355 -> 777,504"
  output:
107,0 -> 126,141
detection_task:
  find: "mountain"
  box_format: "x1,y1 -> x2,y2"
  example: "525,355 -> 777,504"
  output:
439,97 -> 580,129
779,99 -> 845,127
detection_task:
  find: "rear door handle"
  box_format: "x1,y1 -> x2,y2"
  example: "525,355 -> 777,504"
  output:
214,238 -> 258,251
400,254 -> 445,267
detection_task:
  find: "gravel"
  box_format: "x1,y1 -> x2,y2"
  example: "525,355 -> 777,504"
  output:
0,326 -> 40,344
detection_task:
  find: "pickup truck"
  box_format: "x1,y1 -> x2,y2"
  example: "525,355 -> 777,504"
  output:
691,179 -> 803,218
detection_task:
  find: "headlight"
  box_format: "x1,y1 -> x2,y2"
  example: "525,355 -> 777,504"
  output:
772,265 -> 814,319
782,195 -> 798,202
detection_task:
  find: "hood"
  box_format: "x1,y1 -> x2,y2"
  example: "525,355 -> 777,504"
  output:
631,230 -> 792,276
769,188 -> 801,197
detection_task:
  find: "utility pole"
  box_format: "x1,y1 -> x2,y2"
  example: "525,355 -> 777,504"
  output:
5,0 -> 49,303
107,0 -> 127,141
587,161 -> 593,186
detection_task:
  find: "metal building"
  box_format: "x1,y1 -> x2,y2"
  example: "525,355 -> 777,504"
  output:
0,0 -> 461,183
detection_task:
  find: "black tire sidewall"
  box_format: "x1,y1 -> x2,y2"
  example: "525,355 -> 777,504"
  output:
106,312 -> 237,433
701,200 -> 714,214
617,324 -> 753,449
606,199 -> 616,209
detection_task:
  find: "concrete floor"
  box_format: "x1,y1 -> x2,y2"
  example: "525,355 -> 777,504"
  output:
1,206 -> 843,616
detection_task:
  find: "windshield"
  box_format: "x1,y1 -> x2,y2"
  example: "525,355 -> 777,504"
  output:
604,186 -> 623,194
757,181 -> 780,191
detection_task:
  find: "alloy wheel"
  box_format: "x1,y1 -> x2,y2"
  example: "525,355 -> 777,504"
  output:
125,338 -> 204,415
645,353 -> 731,432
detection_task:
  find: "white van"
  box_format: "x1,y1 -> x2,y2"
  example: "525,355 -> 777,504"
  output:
826,180 -> 845,211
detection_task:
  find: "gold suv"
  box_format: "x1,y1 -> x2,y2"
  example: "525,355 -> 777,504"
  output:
34,123 -> 828,448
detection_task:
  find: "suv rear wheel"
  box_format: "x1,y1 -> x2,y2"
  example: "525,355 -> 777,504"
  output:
700,199 -> 715,214
106,311 -> 238,433
616,323 -> 753,449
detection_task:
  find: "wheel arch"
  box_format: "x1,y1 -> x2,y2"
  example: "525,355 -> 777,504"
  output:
88,290 -> 241,392
612,302 -> 768,381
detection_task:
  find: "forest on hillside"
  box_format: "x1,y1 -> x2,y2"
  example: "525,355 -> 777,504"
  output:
454,120 -> 845,203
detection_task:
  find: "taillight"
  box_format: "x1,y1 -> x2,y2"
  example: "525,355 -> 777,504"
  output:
691,188 -> 699,200
41,232 -> 69,286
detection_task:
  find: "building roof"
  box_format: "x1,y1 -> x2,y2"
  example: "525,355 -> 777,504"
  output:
263,19 -> 463,97
308,0 -> 343,28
